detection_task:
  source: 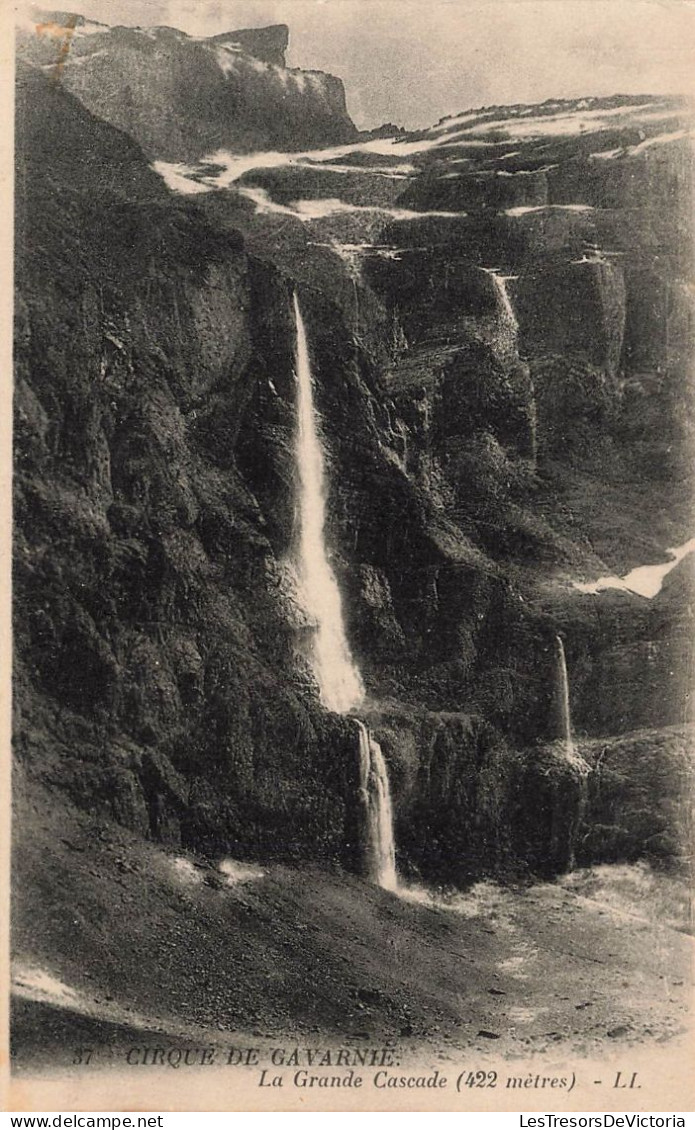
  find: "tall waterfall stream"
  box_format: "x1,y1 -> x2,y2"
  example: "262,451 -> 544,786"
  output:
292,293 -> 397,889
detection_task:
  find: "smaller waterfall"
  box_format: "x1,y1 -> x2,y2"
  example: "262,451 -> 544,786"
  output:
292,292 -> 364,714
528,380 -> 538,469
356,721 -> 398,890
485,269 -> 537,463
553,635 -> 574,755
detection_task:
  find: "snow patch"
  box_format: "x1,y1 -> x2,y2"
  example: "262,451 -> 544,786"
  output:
560,863 -> 692,935
399,879 -> 518,931
72,20 -> 109,36
190,134 -> 468,188
11,961 -> 204,1035
508,1005 -> 542,1023
312,241 -> 405,264
66,48 -> 109,66
591,128 -> 691,160
461,101 -> 671,141
589,147 -> 624,161
243,56 -> 269,76
628,128 -> 691,155
237,186 -> 297,216
497,953 -> 534,975
438,138 -> 511,150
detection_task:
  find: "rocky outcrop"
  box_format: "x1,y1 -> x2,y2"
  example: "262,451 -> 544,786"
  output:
17,11 -> 357,161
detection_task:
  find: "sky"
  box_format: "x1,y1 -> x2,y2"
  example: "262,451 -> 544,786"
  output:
21,0 -> 695,129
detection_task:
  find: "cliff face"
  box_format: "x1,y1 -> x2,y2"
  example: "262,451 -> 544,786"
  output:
17,12 -> 357,160
14,48 -> 694,884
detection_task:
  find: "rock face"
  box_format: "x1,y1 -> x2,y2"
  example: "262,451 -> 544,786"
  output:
210,25 -> 289,68
13,47 -> 694,884
17,11 -> 357,160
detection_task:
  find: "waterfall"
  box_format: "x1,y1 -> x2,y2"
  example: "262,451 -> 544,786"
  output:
482,268 -> 519,359
550,635 -> 590,871
356,721 -> 398,890
292,291 -> 364,715
553,634 -> 574,755
291,293 -> 398,888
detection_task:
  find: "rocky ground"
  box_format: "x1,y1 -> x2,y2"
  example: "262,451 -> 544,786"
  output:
12,776 -> 692,1082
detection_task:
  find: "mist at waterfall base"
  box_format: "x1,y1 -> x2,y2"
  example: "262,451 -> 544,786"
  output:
291,294 -> 398,891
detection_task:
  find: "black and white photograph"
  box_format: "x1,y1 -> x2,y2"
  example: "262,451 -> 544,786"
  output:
8,0 -> 695,1112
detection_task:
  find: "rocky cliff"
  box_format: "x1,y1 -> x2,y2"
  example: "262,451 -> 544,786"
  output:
13,34 -> 694,887
14,63 -> 365,866
17,10 -> 357,160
